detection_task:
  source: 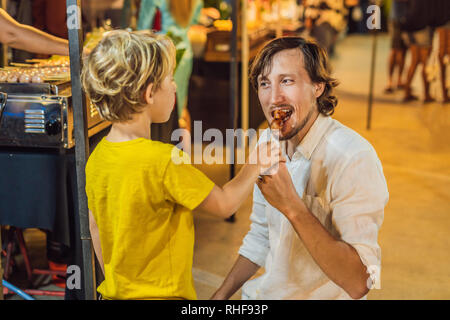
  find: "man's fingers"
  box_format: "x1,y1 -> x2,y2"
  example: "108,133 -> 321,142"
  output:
256,178 -> 263,190
279,151 -> 286,163
257,175 -> 272,184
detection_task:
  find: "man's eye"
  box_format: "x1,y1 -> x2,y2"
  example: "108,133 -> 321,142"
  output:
282,79 -> 293,84
259,81 -> 269,88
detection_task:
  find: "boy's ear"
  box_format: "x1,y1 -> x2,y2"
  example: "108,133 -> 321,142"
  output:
144,83 -> 154,105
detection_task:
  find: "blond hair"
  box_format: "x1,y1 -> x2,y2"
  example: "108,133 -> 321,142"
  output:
81,30 -> 176,122
168,0 -> 196,28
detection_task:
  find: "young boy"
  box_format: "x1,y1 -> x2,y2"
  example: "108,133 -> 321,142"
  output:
81,30 -> 281,300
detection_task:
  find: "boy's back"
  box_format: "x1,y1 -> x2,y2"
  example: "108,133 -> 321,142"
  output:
86,138 -> 214,299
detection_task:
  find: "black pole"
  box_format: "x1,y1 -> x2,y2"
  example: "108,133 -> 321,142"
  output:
0,3 -> 4,298
66,0 -> 96,300
367,29 -> 377,130
226,0 -> 239,223
366,0 -> 381,131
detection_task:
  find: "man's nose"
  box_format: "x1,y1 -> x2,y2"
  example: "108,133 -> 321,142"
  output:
270,85 -> 284,106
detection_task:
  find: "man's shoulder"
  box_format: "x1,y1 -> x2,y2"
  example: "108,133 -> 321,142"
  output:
323,118 -> 377,160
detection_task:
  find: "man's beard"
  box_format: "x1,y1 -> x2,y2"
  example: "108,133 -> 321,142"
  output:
278,106 -> 315,141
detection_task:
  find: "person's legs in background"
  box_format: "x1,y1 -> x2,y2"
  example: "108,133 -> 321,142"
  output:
385,48 -> 397,93
385,20 -> 400,93
415,27 -> 435,103
395,48 -> 406,89
402,27 -> 435,103
385,46 -> 406,93
420,45 -> 434,103
392,20 -> 407,90
438,27 -> 450,103
403,42 -> 420,102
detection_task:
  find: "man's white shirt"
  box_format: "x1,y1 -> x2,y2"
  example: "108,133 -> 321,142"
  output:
239,114 -> 389,300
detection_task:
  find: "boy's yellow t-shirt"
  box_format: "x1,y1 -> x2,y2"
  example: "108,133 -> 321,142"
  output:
85,137 -> 215,300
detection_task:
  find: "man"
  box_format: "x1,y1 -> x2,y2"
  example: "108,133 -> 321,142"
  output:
211,37 -> 389,300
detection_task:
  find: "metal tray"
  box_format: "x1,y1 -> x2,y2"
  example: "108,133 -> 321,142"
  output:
0,80 -> 71,96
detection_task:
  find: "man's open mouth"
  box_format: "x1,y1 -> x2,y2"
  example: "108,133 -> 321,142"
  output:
270,107 -> 293,129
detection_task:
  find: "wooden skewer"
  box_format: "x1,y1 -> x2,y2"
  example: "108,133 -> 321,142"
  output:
10,62 -> 35,68
25,59 -> 48,63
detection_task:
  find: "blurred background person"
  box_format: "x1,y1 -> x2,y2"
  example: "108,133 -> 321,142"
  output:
303,0 -> 348,56
400,0 -> 435,103
134,0 -> 203,145
435,3 -> 450,103
437,23 -> 450,103
384,0 -> 407,94
400,0 -> 449,103
345,0 -> 366,35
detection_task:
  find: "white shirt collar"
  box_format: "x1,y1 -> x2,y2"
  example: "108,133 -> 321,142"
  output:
294,113 -> 333,160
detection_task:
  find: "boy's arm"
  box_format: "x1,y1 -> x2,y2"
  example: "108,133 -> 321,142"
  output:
195,142 -> 284,218
196,163 -> 259,218
89,210 -> 105,275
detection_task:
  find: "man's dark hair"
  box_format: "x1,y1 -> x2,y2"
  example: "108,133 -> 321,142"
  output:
250,37 -> 339,116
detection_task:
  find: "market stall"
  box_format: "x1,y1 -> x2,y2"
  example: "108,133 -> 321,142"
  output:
0,0 -> 107,299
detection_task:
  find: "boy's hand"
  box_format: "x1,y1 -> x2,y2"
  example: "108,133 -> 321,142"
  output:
248,141 -> 285,176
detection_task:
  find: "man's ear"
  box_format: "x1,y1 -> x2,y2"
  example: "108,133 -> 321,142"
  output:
314,82 -> 325,98
144,83 -> 154,105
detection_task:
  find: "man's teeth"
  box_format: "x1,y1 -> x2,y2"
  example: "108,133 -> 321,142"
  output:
272,110 -> 292,121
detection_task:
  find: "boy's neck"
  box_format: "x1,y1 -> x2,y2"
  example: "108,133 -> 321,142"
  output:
106,112 -> 152,142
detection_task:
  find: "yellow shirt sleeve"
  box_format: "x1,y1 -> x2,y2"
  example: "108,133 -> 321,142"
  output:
163,154 -> 215,211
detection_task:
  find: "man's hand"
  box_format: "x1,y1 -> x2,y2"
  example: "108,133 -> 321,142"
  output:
257,163 -> 372,299
256,162 -> 299,214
